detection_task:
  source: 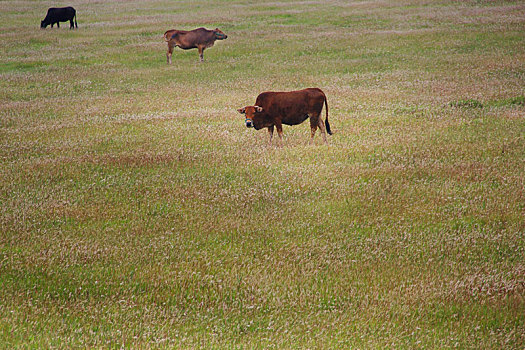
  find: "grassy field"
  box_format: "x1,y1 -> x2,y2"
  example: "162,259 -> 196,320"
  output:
1,0 -> 524,348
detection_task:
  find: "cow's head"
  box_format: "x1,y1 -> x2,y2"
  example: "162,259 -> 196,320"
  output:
214,28 -> 227,40
40,20 -> 49,28
238,106 -> 263,129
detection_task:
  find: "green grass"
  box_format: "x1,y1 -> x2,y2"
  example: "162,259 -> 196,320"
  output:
1,0 -> 524,348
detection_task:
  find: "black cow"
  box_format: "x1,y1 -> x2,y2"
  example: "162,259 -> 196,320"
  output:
41,7 -> 77,29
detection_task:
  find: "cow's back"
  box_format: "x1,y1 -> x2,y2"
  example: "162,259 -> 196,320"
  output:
172,27 -> 214,49
255,89 -> 325,126
46,6 -> 75,18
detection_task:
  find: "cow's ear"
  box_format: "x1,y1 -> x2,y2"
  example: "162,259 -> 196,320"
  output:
255,106 -> 263,113
237,108 -> 245,114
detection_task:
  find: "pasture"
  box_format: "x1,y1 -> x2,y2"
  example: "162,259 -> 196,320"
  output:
1,0 -> 524,347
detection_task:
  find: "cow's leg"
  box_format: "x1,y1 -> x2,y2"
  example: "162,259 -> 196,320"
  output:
167,45 -> 173,65
56,22 -> 59,28
309,114 -> 319,145
317,114 -> 329,144
70,19 -> 74,29
275,121 -> 284,146
198,46 -> 204,62
51,23 -> 54,28
267,125 -> 274,145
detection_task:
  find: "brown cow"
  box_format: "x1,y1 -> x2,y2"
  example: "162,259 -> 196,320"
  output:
237,88 -> 332,145
163,27 -> 227,64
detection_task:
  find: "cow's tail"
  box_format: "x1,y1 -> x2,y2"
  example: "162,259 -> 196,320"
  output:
324,94 -> 332,135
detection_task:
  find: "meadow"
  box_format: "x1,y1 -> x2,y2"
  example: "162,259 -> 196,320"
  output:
1,0 -> 524,348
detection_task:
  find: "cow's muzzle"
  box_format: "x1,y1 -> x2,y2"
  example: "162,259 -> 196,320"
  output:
245,119 -> 253,128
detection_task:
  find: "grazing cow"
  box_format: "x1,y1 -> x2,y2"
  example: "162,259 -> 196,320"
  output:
237,88 -> 332,145
163,27 -> 227,64
41,6 -> 77,29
